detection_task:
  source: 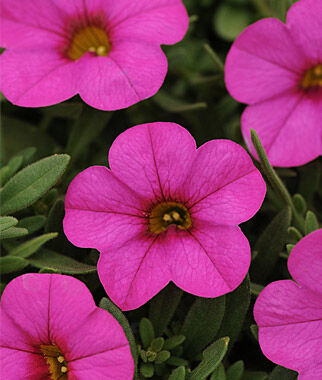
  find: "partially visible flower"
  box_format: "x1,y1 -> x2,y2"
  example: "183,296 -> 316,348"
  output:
254,229 -> 322,379
225,0 -> 322,167
0,273 -> 134,380
0,0 -> 188,110
63,122 -> 266,310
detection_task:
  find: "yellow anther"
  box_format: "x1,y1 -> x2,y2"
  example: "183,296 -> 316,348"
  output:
171,211 -> 182,222
57,356 -> 65,364
162,213 -> 172,223
96,45 -> 108,56
61,366 -> 68,373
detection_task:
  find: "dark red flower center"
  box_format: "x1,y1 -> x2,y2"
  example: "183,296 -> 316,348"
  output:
301,64 -> 322,89
67,25 -> 111,61
149,202 -> 192,234
40,345 -> 68,380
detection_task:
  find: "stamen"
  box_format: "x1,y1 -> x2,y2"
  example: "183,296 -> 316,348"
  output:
301,64 -> 322,89
61,366 -> 68,373
57,356 -> 65,364
40,345 -> 68,380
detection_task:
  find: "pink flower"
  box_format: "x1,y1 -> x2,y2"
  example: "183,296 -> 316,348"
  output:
63,122 -> 266,310
0,0 -> 188,110
254,229 -> 322,379
225,0 -> 322,167
0,273 -> 134,379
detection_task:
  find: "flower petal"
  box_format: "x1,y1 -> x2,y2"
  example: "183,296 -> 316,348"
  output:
242,90 -> 322,167
225,18 -> 307,104
77,41 -> 168,110
286,0 -> 322,64
0,50 -> 76,107
186,140 -> 266,225
107,0 -> 189,45
288,229 -> 322,296
98,233 -> 171,311
169,224 -> 250,298
108,122 -> 196,201
64,166 -> 146,251
254,280 -> 322,372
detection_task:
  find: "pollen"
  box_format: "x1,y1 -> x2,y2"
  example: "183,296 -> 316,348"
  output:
40,345 -> 68,380
301,64 -> 322,89
67,25 -> 111,61
150,202 -> 192,234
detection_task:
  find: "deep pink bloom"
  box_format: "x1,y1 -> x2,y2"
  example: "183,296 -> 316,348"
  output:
254,229 -> 322,379
0,0 -> 188,110
225,0 -> 322,167
63,122 -> 266,310
0,273 -> 134,379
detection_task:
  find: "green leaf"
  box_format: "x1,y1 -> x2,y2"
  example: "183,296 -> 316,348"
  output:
214,4 -> 252,41
149,282 -> 183,336
250,325 -> 259,341
216,276 -> 250,349
286,244 -> 295,255
26,249 -> 97,274
0,256 -> 28,274
0,216 -> 18,232
140,318 -> 155,349
1,154 -> 70,215
99,297 -> 138,377
227,361 -> 244,380
45,199 -> 65,233
0,155 -> 23,185
8,233 -> 58,258
155,350 -> 171,364
181,296 -> 225,358
210,363 -> 226,380
166,356 -> 189,367
305,210 -> 319,235
150,337 -> 164,353
17,215 -> 46,234
17,147 -> 37,167
169,366 -> 186,380
0,226 -> 28,239
188,337 -> 230,380
242,372 -> 268,380
269,366 -> 297,380
163,335 -> 186,351
251,208 -> 291,282
0,166 -> 10,187
140,363 -> 154,378
154,91 -> 207,113
292,194 -> 306,215
288,226 -> 303,242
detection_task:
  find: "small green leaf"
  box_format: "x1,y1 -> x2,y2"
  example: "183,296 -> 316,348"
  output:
150,337 -> 164,353
8,233 -> 58,258
226,361 -> 244,380
269,366 -> 297,380
18,147 -> 37,167
169,366 -> 186,380
0,216 -> 18,232
0,227 -> 28,239
1,154 -> 70,215
164,335 -> 186,350
26,249 -> 96,274
155,350 -> 170,364
305,210 -> 319,235
17,215 -> 46,234
288,226 -> 303,242
0,156 -> 23,185
149,282 -> 183,336
242,371 -> 268,380
140,363 -> 154,378
0,166 -> 10,187
210,363 -> 226,380
0,256 -> 28,274
140,318 -> 155,349
250,282 -> 264,297
292,194 -> 306,215
166,357 -> 189,367
188,337 -> 229,380
181,296 -> 225,358
250,325 -> 259,341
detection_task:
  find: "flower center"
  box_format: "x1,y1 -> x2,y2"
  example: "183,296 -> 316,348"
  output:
149,202 -> 192,234
40,345 -> 68,380
301,64 -> 322,89
67,25 -> 110,61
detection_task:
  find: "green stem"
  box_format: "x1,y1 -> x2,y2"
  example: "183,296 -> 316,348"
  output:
203,44 -> 225,74
250,129 -> 305,233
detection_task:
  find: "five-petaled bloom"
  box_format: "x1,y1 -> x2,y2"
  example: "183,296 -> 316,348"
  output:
0,273 -> 134,379
225,0 -> 322,167
0,0 -> 188,110
254,229 -> 322,379
63,122 -> 266,310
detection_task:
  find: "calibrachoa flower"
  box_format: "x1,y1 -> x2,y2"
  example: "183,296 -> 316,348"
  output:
225,0 -> 322,167
0,273 -> 134,379
0,0 -> 188,110
254,229 -> 322,379
63,122 -> 266,310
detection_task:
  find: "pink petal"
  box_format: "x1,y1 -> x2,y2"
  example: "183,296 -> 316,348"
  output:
108,122 -> 196,201
186,140 -> 266,225
0,50 -> 76,107
107,0 -> 189,45
242,90 -> 322,167
286,0 -> 322,64
300,366 -> 322,380
288,229 -> 322,296
64,166 -> 147,251
168,224 -> 250,298
98,232 -> 171,310
254,280 -> 322,372
76,41 -> 168,110
225,18 -> 307,104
